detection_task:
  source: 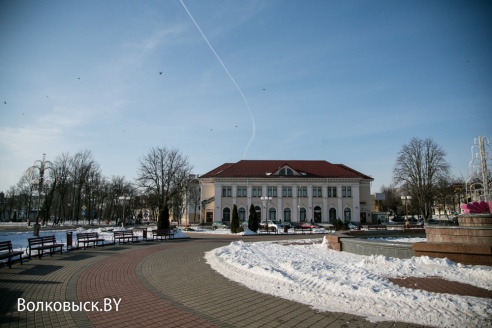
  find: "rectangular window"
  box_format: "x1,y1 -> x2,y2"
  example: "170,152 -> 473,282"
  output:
237,186 -> 246,197
298,187 -> 307,197
328,187 -> 337,197
282,187 -> 292,197
313,187 -> 322,197
328,187 -> 332,197
222,186 -> 232,197
267,187 -> 277,197
342,187 -> 346,197
347,187 -> 352,197
252,187 -> 262,197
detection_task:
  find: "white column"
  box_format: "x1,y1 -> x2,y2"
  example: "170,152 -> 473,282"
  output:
337,185 -> 343,221
232,185 -> 237,205
307,185 -> 313,222
214,184 -> 222,222
262,185 -> 267,221
277,185 -> 282,221
292,185 -> 298,222
352,185 -> 360,223
322,186 -> 328,223
247,185 -> 252,209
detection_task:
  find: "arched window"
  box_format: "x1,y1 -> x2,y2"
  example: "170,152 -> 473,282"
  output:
313,206 -> 322,223
299,208 -> 307,222
223,208 -> 231,221
238,208 -> 246,221
284,208 -> 291,223
269,208 -> 276,221
344,208 -> 351,222
329,208 -> 336,223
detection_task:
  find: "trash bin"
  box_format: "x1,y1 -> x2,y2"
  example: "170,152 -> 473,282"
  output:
66,231 -> 73,250
142,229 -> 148,240
357,225 -> 361,230
284,226 -> 289,233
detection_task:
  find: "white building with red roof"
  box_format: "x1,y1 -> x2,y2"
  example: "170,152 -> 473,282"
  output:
199,160 -> 374,225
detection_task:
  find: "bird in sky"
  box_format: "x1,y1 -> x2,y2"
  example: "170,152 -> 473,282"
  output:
3,101 -> 6,104
159,72 -> 163,75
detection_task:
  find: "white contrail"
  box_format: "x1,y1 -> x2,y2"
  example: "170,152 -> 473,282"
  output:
180,0 -> 256,159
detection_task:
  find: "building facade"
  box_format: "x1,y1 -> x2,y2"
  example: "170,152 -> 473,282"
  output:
199,160 -> 373,225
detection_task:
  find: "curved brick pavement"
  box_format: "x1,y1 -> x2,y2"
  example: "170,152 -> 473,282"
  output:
1,233 -> 448,328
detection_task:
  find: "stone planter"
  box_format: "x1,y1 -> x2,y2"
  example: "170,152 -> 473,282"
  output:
458,214 -> 492,227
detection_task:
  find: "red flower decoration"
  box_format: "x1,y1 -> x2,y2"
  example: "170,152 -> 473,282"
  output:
460,201 -> 491,214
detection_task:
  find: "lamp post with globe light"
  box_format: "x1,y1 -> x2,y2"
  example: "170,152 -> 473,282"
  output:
260,196 -> 272,233
401,195 -> 412,227
25,154 -> 54,236
119,196 -> 130,227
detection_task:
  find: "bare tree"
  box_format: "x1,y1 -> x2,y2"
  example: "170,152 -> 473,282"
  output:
187,179 -> 201,223
70,150 -> 98,223
393,137 -> 450,220
136,147 -> 193,214
52,153 -> 72,224
379,184 -> 401,216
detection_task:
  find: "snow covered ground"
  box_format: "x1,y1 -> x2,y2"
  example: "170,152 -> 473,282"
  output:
1,224 -> 491,327
205,238 -> 492,327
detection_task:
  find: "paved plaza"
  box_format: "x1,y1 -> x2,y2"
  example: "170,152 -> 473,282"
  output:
0,233 -> 483,328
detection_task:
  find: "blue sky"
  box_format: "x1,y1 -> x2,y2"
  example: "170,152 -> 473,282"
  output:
1,0 -> 491,194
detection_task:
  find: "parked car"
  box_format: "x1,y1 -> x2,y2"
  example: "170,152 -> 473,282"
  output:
348,222 -> 358,230
259,220 -> 280,231
295,222 -> 319,229
211,221 -> 228,230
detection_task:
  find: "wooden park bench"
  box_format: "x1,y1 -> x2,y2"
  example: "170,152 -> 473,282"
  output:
367,225 -> 387,230
27,236 -> 64,259
151,229 -> 175,241
113,231 -> 139,244
76,232 -> 106,249
0,240 -> 24,268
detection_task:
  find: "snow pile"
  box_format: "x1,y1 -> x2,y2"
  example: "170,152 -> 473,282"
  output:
205,239 -> 492,327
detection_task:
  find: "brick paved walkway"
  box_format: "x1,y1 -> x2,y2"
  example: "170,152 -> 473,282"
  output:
1,233 -> 489,327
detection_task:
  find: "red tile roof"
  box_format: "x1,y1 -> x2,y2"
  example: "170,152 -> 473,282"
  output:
200,160 -> 373,180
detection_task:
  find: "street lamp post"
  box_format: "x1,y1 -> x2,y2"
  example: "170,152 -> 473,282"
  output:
260,196 -> 272,233
401,195 -> 412,227
118,196 -> 130,227
25,154 -> 53,236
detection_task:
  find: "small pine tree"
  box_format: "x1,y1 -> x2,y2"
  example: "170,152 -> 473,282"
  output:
231,204 -> 239,233
157,205 -> 170,230
248,204 -> 258,232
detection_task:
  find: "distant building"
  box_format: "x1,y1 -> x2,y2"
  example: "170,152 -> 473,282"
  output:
199,160 -> 373,224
